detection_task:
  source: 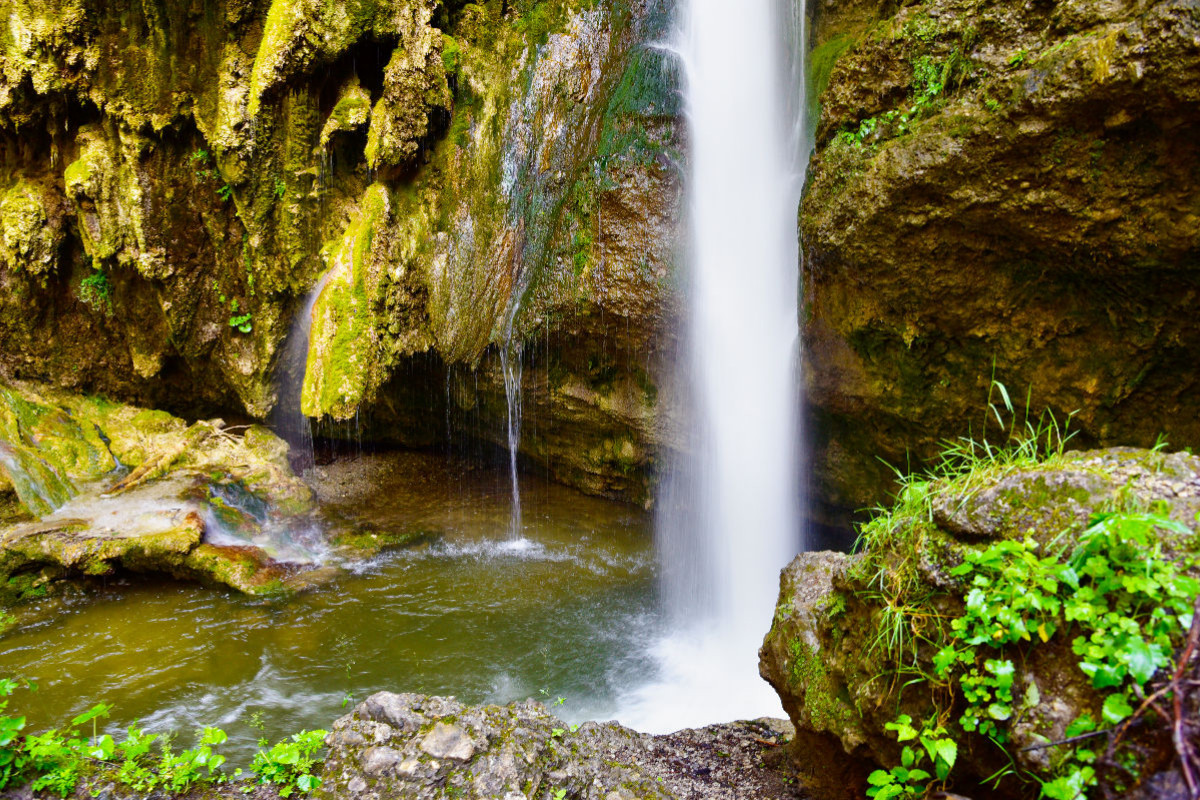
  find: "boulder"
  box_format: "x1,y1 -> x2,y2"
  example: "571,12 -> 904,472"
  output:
0,380 -> 319,599
802,0 -> 1200,528
761,447 -> 1200,798
320,692 -> 801,800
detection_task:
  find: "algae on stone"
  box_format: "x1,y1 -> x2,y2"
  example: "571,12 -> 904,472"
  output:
0,380 -> 317,598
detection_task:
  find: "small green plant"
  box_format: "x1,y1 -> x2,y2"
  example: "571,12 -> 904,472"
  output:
866,715 -> 957,799
924,513 -> 1197,798
229,313 -> 252,333
153,727 -> 229,793
249,730 -> 327,797
836,47 -> 975,148
858,382 -> 1197,800
192,150 -> 220,182
1009,48 -> 1029,68
273,177 -> 287,200
79,270 -> 113,314
217,184 -> 234,202
0,683 -> 327,798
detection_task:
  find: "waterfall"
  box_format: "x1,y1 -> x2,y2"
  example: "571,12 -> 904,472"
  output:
275,270 -> 333,471
498,339 -> 525,540
618,0 -> 809,731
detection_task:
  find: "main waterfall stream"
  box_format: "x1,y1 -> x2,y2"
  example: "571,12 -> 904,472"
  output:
617,0 -> 807,730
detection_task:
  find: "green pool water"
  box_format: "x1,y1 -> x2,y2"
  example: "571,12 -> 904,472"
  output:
0,452 -> 659,764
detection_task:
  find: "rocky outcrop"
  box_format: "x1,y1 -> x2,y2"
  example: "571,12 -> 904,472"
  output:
320,691 -> 800,800
802,0 -> 1200,526
761,447 -> 1200,799
0,0 -> 681,506
0,380 -> 325,598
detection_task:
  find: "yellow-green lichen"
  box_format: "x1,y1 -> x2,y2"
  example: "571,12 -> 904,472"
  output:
301,183 -> 391,419
788,638 -> 857,734
0,180 -> 61,275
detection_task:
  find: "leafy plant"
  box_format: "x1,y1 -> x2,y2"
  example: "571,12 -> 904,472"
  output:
217,184 -> 234,202
867,715 -> 957,799
930,513 -> 1197,797
249,730 -> 326,797
229,313 -> 253,333
857,383 -> 1197,800
0,679 -> 28,790
0,683 -> 328,797
79,270 -> 113,314
154,727 -> 229,792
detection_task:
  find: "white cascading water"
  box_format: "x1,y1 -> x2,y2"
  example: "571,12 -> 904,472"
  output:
498,337 -> 525,541
617,0 -> 809,730
275,270 -> 334,471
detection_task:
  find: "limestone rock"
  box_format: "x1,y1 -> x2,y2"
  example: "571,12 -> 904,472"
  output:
364,24 -> 451,170
803,0 -> 1200,528
0,179 -> 65,275
761,447 -> 1200,799
321,691 -> 803,800
320,692 -> 672,800
0,380 -> 316,598
0,0 -> 681,508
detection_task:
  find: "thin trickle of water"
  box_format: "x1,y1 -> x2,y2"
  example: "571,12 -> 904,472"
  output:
275,270 -> 334,470
618,0 -> 810,731
498,339 -> 524,539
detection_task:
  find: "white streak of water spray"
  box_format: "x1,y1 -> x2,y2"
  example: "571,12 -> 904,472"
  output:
277,270 -> 334,470
618,0 -> 810,731
498,336 -> 524,540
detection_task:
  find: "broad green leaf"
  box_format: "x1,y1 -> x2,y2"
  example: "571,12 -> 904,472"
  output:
867,771 -> 894,787
1102,693 -> 1133,725
1123,637 -> 1160,685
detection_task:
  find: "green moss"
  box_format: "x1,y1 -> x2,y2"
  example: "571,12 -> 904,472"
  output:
788,639 -> 856,733
248,0 -> 306,118
63,158 -> 93,191
0,180 -> 58,275
301,184 -> 391,419
809,33 -> 856,102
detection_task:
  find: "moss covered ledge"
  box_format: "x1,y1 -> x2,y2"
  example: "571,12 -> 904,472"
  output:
761,445 -> 1200,800
0,381 -> 318,600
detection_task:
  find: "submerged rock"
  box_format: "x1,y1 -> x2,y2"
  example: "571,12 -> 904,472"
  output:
320,692 -> 802,800
761,447 -> 1200,799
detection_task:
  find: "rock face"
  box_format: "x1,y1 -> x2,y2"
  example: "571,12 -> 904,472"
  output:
802,0 -> 1200,526
0,380 -> 324,598
760,447 -> 1200,799
320,691 -> 801,800
0,0 -> 682,506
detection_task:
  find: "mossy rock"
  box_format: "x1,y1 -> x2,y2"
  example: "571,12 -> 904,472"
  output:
0,179 -> 64,275
761,447 -> 1200,799
0,381 -> 321,599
